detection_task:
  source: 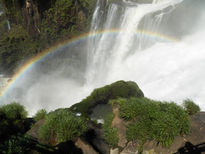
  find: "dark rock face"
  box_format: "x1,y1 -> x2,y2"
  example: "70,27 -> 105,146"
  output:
23,0 -> 40,34
82,122 -> 110,154
55,141 -> 83,154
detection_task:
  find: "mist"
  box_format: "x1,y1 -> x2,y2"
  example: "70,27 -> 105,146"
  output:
1,0 -> 205,115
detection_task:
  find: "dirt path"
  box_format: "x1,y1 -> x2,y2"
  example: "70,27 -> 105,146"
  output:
112,106 -> 127,147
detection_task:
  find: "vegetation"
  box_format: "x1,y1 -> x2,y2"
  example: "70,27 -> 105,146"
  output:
71,80 -> 144,117
103,113 -> 119,147
0,81 -> 201,153
112,97 -> 191,150
0,102 -> 28,142
38,109 -> 87,144
0,134 -> 55,154
0,24 -> 40,73
183,99 -> 200,115
34,109 -> 47,122
0,0 -> 96,74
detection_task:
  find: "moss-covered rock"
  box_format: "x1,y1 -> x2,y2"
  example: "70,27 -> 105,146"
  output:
71,80 -> 144,117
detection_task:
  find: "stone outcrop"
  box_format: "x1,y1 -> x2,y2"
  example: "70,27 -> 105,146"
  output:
75,138 -> 98,154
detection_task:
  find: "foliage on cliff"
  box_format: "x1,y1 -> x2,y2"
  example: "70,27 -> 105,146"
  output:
0,0 -> 96,74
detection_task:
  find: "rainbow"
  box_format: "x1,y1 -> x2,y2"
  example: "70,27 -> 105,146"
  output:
0,29 -> 179,101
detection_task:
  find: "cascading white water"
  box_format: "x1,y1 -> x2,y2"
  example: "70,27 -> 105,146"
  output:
86,0 -> 183,86
0,3 -> 11,31
85,0 -> 205,110
1,0 -> 205,114
7,20 -> 11,31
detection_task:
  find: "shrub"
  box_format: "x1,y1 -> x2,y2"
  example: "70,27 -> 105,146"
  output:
0,134 -> 55,154
113,98 -> 190,148
34,109 -> 47,122
0,102 -> 27,120
183,99 -> 200,115
0,102 -> 28,141
103,113 -> 118,147
38,109 -> 87,143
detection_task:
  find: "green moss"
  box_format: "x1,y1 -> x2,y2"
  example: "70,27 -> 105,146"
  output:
71,80 -> 144,117
38,109 -> 87,143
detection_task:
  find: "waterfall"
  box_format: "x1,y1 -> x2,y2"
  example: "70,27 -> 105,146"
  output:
0,3 -> 11,31
87,0 -> 106,62
1,0 -> 205,114
7,20 -> 11,31
86,0 -> 183,86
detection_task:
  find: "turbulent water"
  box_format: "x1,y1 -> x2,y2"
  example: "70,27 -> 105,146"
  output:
1,0 -> 205,115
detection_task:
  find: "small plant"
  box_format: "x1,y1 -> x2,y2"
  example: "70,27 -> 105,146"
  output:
183,99 -> 200,115
34,109 -> 47,122
38,109 -> 87,144
103,113 -> 119,148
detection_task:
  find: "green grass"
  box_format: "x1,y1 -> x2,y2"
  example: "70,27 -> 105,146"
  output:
112,97 -> 190,148
34,109 -> 47,122
103,113 -> 119,148
38,109 -> 87,143
183,99 -> 200,115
